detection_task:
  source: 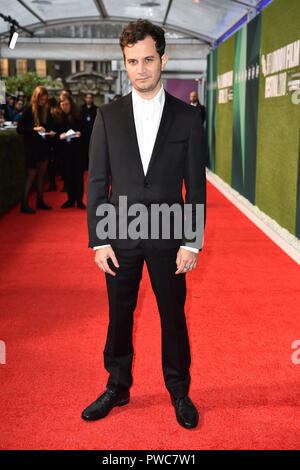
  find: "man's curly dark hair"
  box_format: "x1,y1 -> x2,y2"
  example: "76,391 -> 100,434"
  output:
119,19 -> 166,61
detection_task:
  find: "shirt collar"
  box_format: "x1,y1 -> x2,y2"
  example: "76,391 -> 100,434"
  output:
132,84 -> 164,108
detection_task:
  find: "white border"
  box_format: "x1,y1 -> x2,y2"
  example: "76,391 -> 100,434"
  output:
206,168 -> 300,265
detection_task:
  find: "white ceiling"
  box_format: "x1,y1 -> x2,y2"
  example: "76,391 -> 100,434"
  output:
0,0 -> 260,44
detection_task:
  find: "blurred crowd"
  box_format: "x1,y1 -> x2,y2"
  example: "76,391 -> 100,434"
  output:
1,85 -> 205,215
1,85 -> 121,214
0,89 -> 26,124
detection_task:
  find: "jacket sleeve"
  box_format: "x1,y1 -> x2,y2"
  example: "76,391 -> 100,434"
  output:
87,107 -> 111,248
16,106 -> 35,136
181,109 -> 206,251
73,116 -> 83,133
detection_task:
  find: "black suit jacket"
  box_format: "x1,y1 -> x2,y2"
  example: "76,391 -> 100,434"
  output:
194,101 -> 206,124
87,89 -> 206,251
80,103 -> 98,139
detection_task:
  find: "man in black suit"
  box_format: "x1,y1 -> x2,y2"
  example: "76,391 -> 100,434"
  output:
190,90 -> 206,125
82,19 -> 206,429
80,93 -> 98,170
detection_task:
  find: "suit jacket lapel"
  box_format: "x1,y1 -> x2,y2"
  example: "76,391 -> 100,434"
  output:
120,92 -> 145,179
146,90 -> 175,177
121,89 -> 175,178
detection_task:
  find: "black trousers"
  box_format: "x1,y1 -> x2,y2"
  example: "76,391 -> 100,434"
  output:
64,151 -> 84,203
103,240 -> 191,399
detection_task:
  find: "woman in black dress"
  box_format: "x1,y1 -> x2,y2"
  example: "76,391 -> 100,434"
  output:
45,96 -> 58,191
17,86 -> 56,213
52,91 -> 86,209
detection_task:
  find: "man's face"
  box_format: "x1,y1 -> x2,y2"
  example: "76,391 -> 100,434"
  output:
124,35 -> 168,96
190,92 -> 197,103
85,94 -> 93,105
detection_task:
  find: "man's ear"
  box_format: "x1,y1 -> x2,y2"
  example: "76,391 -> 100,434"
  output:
161,53 -> 168,71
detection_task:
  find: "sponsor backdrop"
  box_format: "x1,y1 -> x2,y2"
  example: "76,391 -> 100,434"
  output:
206,48 -> 217,172
206,0 -> 300,237
215,35 -> 234,185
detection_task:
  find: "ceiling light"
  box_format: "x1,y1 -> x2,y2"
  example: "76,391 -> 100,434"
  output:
8,26 -> 18,49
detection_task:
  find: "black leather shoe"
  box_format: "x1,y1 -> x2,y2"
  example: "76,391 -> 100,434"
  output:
37,197 -> 52,210
81,389 -> 130,421
171,395 -> 199,429
61,200 -> 75,208
20,202 -> 36,214
76,201 -> 86,209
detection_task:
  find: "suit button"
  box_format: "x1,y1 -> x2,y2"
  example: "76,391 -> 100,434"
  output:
144,179 -> 151,188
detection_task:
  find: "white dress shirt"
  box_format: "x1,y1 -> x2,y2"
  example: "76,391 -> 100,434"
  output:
94,85 -> 198,254
132,84 -> 165,176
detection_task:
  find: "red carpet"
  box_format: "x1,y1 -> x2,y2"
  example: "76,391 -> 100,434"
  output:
0,173 -> 299,450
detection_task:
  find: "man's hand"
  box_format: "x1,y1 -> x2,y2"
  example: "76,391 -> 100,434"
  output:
175,247 -> 198,275
95,246 -> 119,276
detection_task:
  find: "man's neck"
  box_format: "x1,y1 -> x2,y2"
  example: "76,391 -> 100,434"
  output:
133,81 -> 162,101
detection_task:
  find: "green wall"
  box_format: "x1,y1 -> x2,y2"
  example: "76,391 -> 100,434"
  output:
206,0 -> 300,238
255,0 -> 300,235
215,35 -> 235,185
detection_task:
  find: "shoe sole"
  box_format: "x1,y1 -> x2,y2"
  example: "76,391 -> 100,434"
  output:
177,418 -> 198,429
117,398 -> 130,407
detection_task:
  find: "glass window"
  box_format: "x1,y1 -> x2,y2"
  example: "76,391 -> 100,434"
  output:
17,59 -> 27,75
0,59 -> 9,76
36,59 -> 47,77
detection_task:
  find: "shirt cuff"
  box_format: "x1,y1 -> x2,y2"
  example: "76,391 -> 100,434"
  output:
180,245 -> 199,254
94,245 -> 199,253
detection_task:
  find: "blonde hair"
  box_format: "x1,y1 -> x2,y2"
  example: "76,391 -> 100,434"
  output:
30,86 -> 49,126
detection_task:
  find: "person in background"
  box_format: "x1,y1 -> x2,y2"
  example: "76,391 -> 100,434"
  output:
16,88 -> 25,102
56,91 -> 70,192
112,94 -> 122,102
189,90 -> 206,125
0,105 -> 5,124
17,86 -> 56,213
46,97 -> 59,192
80,93 -> 98,170
4,95 -> 15,121
52,91 -> 86,209
12,100 -> 24,124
